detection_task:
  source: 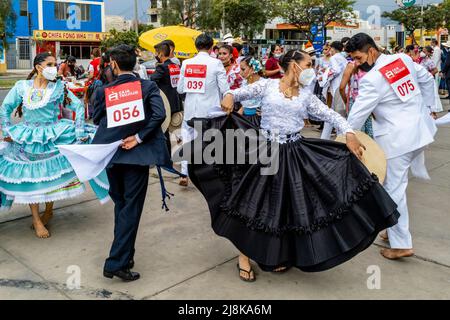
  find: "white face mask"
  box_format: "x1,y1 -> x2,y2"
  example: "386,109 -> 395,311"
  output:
420,52 -> 427,58
296,63 -> 316,86
42,66 -> 58,81
274,53 -> 282,59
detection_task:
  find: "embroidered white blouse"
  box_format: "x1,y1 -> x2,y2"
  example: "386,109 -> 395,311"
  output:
227,78 -> 353,142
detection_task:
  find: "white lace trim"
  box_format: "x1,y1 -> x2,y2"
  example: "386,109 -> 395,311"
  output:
0,167 -> 74,184
21,80 -> 60,110
9,185 -> 86,204
0,177 -> 78,196
92,177 -> 109,190
99,195 -> 111,205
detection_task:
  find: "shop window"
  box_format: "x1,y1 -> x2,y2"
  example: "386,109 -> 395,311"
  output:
71,46 -> 81,59
81,46 -> 91,59
80,4 -> 91,22
59,45 -> 71,59
20,0 -> 28,17
54,2 -> 90,21
54,2 -> 69,20
58,43 -> 99,60
18,38 -> 30,60
151,14 -> 158,23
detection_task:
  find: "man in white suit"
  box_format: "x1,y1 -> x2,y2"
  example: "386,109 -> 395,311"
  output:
321,41 -> 349,139
346,33 -> 438,260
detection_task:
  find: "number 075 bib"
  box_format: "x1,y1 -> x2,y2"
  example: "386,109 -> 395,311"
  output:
379,58 -> 420,102
183,64 -> 207,93
105,81 -> 145,128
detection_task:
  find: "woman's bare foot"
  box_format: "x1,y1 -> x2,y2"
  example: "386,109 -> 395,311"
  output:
380,248 -> 414,260
238,255 -> 255,281
40,202 -> 54,226
179,177 -> 189,187
40,210 -> 54,226
32,220 -> 50,239
379,230 -> 389,242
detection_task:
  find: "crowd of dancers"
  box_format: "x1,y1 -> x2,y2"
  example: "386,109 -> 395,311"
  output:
0,31 -> 443,282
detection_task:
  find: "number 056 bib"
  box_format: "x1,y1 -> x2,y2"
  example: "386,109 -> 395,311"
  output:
183,64 -> 207,93
379,58 -> 420,102
105,81 -> 145,128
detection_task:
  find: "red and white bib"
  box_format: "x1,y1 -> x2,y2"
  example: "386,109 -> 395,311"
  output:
105,81 -> 145,128
379,58 -> 420,102
169,64 -> 181,88
183,64 -> 207,93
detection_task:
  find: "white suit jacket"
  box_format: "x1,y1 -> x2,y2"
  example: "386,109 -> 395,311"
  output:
177,52 -> 230,121
327,53 -> 348,97
347,53 -> 437,159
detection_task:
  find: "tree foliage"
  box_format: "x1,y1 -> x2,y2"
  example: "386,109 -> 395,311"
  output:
0,0 -> 17,49
274,0 -> 355,43
101,29 -> 139,51
382,5 -> 441,45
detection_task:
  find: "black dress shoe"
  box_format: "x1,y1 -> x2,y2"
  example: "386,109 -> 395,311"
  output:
103,268 -> 140,281
128,259 -> 135,269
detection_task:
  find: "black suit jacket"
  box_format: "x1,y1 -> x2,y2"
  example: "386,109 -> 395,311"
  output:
443,55 -> 450,79
92,74 -> 170,167
150,60 -> 182,114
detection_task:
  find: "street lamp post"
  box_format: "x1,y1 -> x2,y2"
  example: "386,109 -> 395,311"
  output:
134,0 -> 139,34
420,0 -> 425,46
221,0 -> 226,38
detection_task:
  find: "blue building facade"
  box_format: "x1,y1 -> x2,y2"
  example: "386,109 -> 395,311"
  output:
7,0 -> 106,69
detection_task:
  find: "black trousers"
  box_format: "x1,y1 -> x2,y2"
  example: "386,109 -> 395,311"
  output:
446,77 -> 450,97
104,164 -> 149,272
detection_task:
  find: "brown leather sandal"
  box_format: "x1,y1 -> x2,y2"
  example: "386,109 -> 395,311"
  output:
236,263 -> 256,282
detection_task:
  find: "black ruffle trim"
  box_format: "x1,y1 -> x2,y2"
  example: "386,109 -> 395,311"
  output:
219,173 -> 380,237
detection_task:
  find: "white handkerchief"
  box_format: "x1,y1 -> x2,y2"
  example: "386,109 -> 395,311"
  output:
436,112 -> 450,126
57,140 -> 122,182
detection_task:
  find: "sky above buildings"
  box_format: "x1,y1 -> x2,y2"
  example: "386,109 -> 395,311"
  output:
104,0 -> 444,25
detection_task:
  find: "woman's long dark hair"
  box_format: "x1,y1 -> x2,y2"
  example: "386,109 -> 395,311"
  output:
219,44 -> 235,63
16,52 -> 71,118
64,55 -> 76,76
278,49 -> 307,72
269,44 -> 282,59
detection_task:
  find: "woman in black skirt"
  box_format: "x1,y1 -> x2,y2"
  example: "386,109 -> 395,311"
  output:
238,56 -> 266,127
186,50 -> 399,282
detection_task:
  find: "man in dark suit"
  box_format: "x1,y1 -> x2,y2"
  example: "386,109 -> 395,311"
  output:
151,41 -> 182,155
92,44 -> 170,281
441,42 -> 450,99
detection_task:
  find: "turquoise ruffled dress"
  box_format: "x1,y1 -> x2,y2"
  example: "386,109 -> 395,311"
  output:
0,79 -> 110,210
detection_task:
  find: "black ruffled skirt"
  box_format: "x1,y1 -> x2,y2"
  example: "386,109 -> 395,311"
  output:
242,113 -> 261,127
185,113 -> 399,272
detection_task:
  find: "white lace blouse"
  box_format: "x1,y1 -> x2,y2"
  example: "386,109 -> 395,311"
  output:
227,78 -> 353,142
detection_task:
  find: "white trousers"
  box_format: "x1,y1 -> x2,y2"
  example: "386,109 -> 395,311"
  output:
321,122 -> 334,140
383,149 -> 424,249
180,120 -> 197,176
321,88 -> 345,140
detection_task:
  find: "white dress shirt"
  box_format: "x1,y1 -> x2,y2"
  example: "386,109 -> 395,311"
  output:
432,46 -> 442,71
177,52 -> 230,120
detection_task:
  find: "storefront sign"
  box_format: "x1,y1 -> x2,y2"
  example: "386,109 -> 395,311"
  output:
33,30 -> 108,42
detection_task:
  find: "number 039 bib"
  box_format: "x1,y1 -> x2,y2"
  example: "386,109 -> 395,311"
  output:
379,58 -> 420,102
105,81 -> 145,128
183,64 -> 207,93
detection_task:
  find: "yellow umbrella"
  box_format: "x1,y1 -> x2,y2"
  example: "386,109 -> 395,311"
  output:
139,25 -> 202,59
